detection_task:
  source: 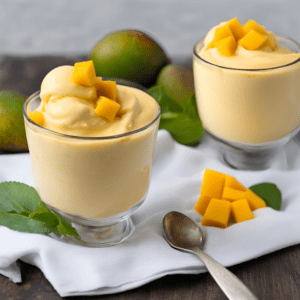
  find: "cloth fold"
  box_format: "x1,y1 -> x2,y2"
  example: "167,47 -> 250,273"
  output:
1,130 -> 300,297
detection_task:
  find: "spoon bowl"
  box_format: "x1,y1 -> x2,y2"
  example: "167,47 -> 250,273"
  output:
163,211 -> 258,300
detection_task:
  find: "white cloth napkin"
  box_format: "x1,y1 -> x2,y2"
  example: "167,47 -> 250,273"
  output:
1,130 -> 300,297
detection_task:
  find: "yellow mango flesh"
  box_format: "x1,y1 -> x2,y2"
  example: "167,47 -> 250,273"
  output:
265,32 -> 277,50
95,96 -> 120,121
244,189 -> 267,211
201,198 -> 231,229
207,24 -> 233,49
200,169 -> 226,199
195,169 -> 267,228
238,30 -> 267,50
214,36 -> 237,56
72,60 -> 96,87
228,17 -> 246,40
95,78 -> 117,101
243,19 -> 267,35
224,175 -> 247,191
194,195 -> 211,216
28,111 -> 45,127
222,186 -> 246,201
231,199 -> 254,223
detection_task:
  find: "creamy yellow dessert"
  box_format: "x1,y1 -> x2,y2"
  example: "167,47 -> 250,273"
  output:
193,18 -> 300,144
25,61 -> 160,219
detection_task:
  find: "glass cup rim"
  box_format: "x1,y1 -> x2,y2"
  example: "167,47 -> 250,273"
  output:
193,35 -> 300,71
23,89 -> 161,141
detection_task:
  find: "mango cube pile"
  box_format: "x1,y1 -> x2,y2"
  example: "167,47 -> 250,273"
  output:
71,60 -> 120,122
194,169 -> 267,228
207,18 -> 278,56
29,60 -> 120,127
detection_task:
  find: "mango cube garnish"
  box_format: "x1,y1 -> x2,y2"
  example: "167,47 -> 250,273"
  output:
201,198 -> 231,229
227,17 -> 246,40
238,30 -> 267,50
194,195 -> 211,216
206,24 -> 233,49
72,60 -> 96,87
28,111 -> 45,127
244,189 -> 267,211
95,78 -> 117,101
265,32 -> 278,51
243,19 -> 267,35
95,96 -> 120,121
194,169 -> 268,228
231,199 -> 254,223
222,186 -> 246,201
224,174 -> 247,191
214,36 -> 237,56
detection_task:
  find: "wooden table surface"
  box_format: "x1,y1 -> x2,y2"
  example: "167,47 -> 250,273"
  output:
0,55 -> 299,300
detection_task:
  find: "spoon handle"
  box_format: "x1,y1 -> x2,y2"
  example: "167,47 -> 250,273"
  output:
193,247 -> 258,300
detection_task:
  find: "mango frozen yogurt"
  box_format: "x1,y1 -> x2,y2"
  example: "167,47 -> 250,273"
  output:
24,61 -> 160,220
193,18 -> 300,144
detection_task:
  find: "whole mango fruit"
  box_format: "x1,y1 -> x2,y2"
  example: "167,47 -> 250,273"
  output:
0,90 -> 28,152
90,30 -> 170,87
156,64 -> 194,105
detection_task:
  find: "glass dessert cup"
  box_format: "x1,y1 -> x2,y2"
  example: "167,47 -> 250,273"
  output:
23,90 -> 160,247
193,36 -> 300,170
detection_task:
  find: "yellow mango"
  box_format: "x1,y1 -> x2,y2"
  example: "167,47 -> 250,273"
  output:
244,189 -> 267,211
222,186 -> 246,201
194,195 -> 211,216
207,24 -> 233,49
28,111 -> 45,127
95,96 -> 120,121
243,19 -> 267,35
231,198 -> 254,223
227,17 -> 246,40
214,36 -> 237,56
72,60 -> 96,87
95,78 -> 117,101
264,31 -> 277,51
225,175 -> 247,191
201,198 -> 231,228
200,169 -> 226,199
238,30 -> 267,50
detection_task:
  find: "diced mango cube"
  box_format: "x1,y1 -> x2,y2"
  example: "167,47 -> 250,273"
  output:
72,60 -> 96,87
207,24 -> 233,49
244,189 -> 267,211
224,175 -> 247,191
194,195 -> 211,216
214,36 -> 237,56
231,199 -> 254,223
95,78 -> 117,101
238,30 -> 267,50
243,19 -> 267,35
222,186 -> 246,201
200,169 -> 226,199
227,17 -> 246,40
201,198 -> 231,228
264,31 -> 277,51
95,96 -> 120,121
28,111 -> 45,127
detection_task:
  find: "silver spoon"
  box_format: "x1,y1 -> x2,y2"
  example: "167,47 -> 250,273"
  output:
163,211 -> 258,300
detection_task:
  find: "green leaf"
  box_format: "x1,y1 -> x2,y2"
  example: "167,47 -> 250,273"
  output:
147,85 -> 204,146
0,213 -> 56,235
0,182 -> 41,214
0,182 -> 83,242
29,202 -> 59,228
147,85 -> 183,114
250,183 -> 281,210
56,215 -> 81,241
159,114 -> 204,146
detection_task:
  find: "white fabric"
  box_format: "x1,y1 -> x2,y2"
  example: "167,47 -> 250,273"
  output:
1,130 -> 300,297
